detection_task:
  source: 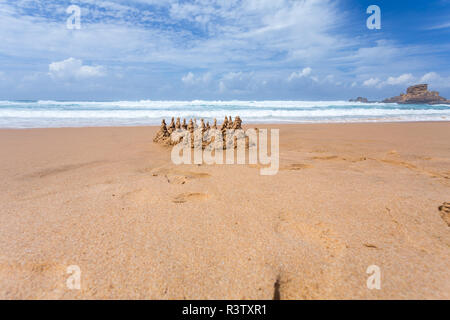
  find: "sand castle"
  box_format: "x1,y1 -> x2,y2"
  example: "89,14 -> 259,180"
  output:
153,116 -> 248,149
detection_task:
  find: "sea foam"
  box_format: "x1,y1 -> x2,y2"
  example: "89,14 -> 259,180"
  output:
0,100 -> 448,128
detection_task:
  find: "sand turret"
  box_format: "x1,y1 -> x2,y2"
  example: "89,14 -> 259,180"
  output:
233,116 -> 242,129
221,117 -> 228,130
200,118 -> 206,132
167,117 -> 175,134
227,116 -> 233,129
153,119 -> 169,143
187,119 -> 194,133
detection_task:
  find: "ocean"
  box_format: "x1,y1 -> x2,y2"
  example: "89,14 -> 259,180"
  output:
0,100 -> 449,128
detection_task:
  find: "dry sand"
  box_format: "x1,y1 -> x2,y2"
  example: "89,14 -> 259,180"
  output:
0,122 -> 449,299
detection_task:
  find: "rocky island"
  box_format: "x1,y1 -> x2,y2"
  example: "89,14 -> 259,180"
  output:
349,97 -> 369,103
383,84 -> 450,104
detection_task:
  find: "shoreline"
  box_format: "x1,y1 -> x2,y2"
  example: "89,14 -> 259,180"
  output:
1,119 -> 449,131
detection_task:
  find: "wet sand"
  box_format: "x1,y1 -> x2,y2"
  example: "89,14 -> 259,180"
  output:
0,122 -> 449,299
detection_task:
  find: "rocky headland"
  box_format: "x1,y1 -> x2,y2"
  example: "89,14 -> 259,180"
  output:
382,84 -> 450,104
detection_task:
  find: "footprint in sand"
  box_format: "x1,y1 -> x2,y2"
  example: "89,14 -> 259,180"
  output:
379,159 -> 449,181
438,202 -> 450,226
150,167 -> 210,185
275,211 -> 346,258
387,150 -> 398,156
310,155 -> 367,163
26,161 -> 104,179
0,261 -> 68,299
311,155 -> 340,161
272,213 -> 348,299
281,163 -> 313,171
172,192 -> 209,203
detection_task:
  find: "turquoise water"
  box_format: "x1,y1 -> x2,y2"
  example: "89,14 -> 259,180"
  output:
0,100 -> 449,128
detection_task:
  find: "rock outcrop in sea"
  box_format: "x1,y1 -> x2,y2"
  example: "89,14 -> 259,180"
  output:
383,84 -> 450,104
349,97 -> 369,103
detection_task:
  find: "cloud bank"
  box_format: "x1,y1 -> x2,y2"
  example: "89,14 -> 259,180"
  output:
0,0 -> 449,100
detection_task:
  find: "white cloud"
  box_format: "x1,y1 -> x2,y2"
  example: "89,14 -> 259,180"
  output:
363,78 -> 380,87
218,71 -> 260,94
48,58 -> 105,79
181,72 -> 212,85
360,71 -> 450,91
420,72 -> 440,83
363,73 -> 416,88
385,73 -> 414,85
420,72 -> 450,88
181,72 -> 195,84
425,22 -> 450,30
339,39 -> 439,85
288,67 -> 313,81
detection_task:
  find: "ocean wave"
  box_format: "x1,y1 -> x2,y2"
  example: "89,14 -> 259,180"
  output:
0,100 -> 448,128
0,108 -> 449,118
14,100 -> 399,109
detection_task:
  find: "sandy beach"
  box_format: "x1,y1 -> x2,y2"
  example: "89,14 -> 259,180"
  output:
0,122 -> 449,299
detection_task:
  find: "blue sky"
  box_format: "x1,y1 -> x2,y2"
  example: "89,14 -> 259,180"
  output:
0,0 -> 449,101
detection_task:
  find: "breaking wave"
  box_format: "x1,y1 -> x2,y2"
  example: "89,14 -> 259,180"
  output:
0,100 -> 448,128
